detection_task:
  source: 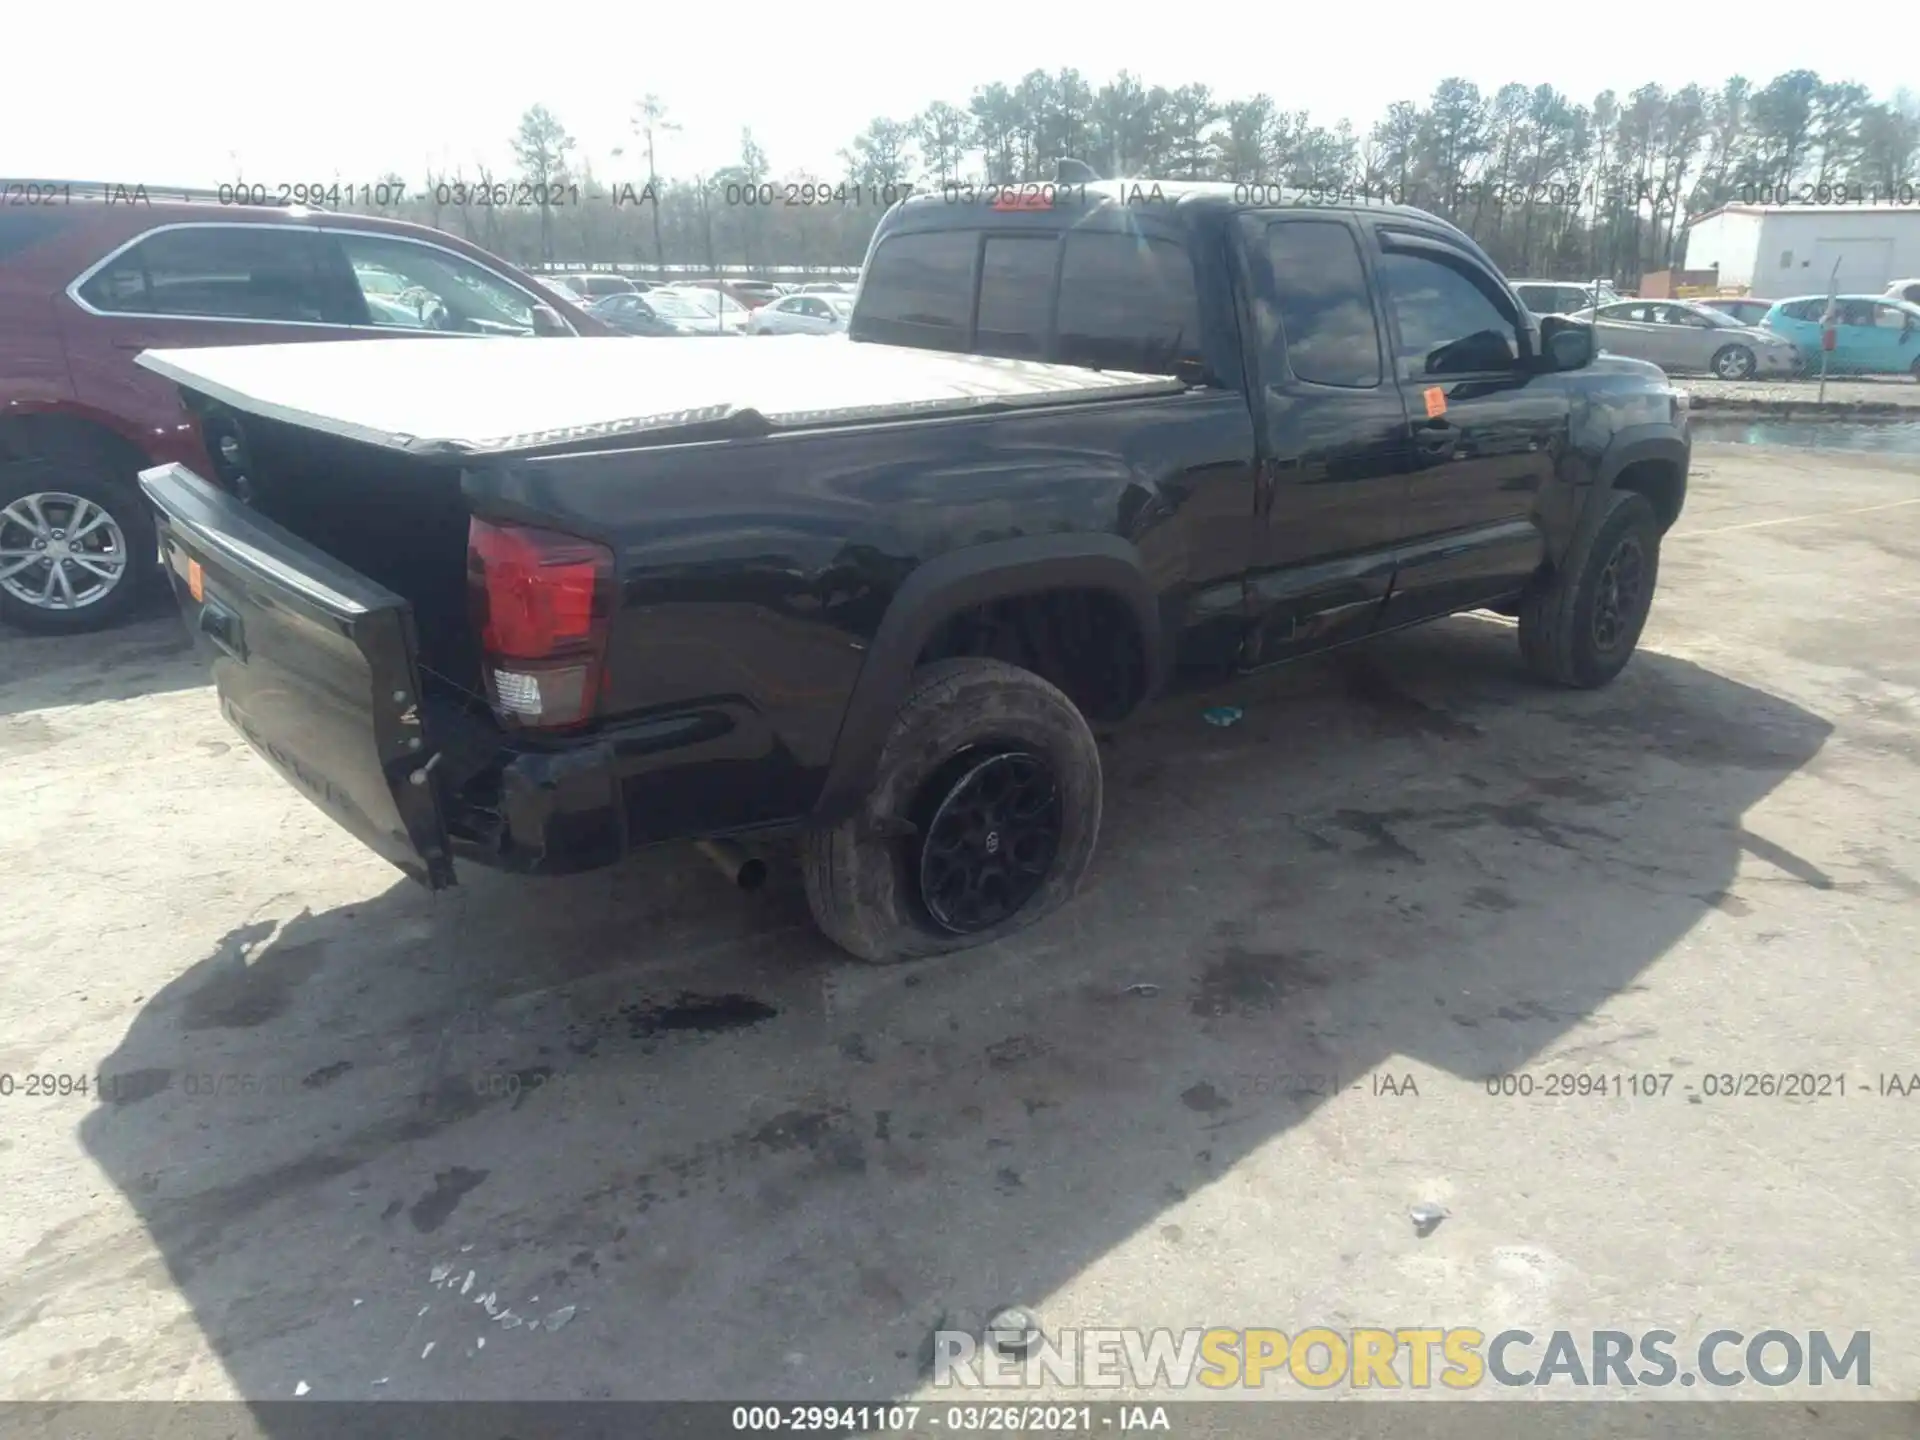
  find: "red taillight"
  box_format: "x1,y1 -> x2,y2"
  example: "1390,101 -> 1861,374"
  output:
467,518 -> 614,730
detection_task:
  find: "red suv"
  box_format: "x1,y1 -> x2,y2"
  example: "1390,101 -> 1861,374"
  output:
0,189 -> 610,634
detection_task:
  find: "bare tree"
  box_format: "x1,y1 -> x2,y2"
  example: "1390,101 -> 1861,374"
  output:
510,105 -> 575,263
632,94 -> 681,263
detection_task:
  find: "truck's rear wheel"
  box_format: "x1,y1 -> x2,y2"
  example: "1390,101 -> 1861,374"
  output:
1518,489 -> 1660,689
800,657 -> 1103,964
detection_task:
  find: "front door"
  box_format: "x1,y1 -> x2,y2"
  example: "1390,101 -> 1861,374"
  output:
1367,226 -> 1569,626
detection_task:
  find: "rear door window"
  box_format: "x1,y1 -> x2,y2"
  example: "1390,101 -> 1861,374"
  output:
1054,231 -> 1201,374
1259,219 -> 1381,387
76,224 -> 339,323
854,230 -> 976,351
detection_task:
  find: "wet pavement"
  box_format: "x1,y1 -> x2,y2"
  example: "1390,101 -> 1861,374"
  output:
1689,416 -> 1920,454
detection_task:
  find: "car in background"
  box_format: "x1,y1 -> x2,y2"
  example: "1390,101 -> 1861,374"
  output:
552,271 -> 640,303
1513,279 -> 1622,316
1694,297 -> 1774,327
727,280 -> 786,308
1885,278 -> 1920,307
591,289 -> 741,336
745,292 -> 852,334
1763,294 -> 1920,379
1567,298 -> 1801,380
796,282 -> 855,297
0,190 -> 607,634
535,275 -> 586,303
660,286 -> 752,334
677,278 -> 780,310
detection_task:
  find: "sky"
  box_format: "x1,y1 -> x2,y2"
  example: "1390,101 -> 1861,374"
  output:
6,0 -> 1913,191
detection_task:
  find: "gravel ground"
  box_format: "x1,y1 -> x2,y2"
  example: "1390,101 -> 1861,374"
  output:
1682,375 -> 1920,414
3,446 -> 1920,1421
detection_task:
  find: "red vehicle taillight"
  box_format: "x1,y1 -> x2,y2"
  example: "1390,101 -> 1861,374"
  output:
467,517 -> 615,730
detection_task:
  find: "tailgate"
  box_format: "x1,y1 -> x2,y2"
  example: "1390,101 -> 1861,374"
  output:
138,463 -> 455,889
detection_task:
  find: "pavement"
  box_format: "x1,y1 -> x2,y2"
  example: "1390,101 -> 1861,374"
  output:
3,445 -> 1919,1420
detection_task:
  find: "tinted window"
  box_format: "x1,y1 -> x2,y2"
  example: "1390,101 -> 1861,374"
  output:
1055,232 -> 1201,374
334,232 -> 537,336
77,225 -> 336,323
1260,220 -> 1380,387
1599,303 -> 1649,322
1780,300 -> 1820,321
975,236 -> 1056,361
1378,247 -> 1521,375
1871,304 -> 1909,330
855,230 -> 975,350
1837,299 -> 1876,327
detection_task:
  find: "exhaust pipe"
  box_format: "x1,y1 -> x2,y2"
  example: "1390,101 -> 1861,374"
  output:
695,838 -> 767,892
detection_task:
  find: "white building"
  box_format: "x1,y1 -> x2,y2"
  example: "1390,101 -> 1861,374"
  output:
1680,203 -> 1920,300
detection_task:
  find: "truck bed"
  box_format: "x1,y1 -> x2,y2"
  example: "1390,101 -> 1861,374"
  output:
134,336 -> 1187,458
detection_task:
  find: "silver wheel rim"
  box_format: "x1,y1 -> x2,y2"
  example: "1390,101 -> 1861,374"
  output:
0,491 -> 131,611
1715,347 -> 1751,379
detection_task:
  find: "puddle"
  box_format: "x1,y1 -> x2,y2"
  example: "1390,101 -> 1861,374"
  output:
1691,417 -> 1920,455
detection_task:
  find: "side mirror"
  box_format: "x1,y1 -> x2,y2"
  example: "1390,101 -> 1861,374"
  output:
531,303 -> 570,337
1538,315 -> 1594,372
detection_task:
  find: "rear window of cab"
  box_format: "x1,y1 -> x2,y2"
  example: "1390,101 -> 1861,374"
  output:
854,226 -> 1203,376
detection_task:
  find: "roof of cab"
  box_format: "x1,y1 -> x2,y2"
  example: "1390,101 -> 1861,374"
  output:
888,176 -> 1448,230
876,175 -> 1485,264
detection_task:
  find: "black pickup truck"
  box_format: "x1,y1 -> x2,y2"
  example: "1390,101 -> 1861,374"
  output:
138,180 -> 1690,963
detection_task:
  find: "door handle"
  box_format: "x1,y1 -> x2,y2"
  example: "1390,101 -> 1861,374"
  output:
1413,421 -> 1456,456
198,600 -> 246,662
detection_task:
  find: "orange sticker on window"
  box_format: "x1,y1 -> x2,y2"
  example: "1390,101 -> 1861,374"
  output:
1423,387 -> 1447,419
186,557 -> 204,602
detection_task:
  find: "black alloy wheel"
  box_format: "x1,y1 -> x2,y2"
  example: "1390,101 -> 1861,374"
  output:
911,748 -> 1063,934
1590,533 -> 1647,655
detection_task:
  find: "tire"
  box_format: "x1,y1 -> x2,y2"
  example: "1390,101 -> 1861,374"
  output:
0,456 -> 155,635
1518,490 -> 1661,689
1710,344 -> 1756,380
800,657 -> 1104,964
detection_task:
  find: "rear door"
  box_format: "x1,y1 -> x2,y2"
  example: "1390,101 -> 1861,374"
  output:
1591,302 -> 1677,367
1833,299 -> 1886,373
1368,225 -> 1565,624
138,462 -> 455,889
1869,301 -> 1918,373
1238,212 -> 1411,664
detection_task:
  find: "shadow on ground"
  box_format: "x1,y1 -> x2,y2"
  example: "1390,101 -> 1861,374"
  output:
38,615 -> 1833,1408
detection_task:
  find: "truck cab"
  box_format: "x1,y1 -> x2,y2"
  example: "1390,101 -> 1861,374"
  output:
851,180 -> 1686,671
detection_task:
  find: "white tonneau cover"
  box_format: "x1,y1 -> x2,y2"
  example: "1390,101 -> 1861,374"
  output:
134,337 -> 1186,458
